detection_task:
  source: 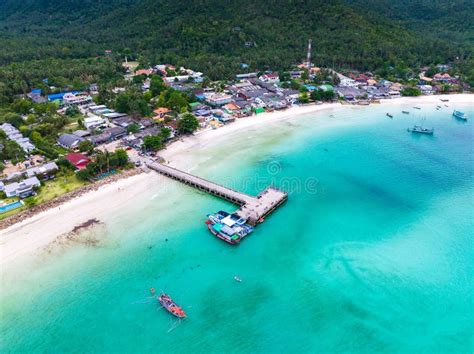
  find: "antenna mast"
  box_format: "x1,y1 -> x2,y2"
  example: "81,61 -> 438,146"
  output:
306,39 -> 312,69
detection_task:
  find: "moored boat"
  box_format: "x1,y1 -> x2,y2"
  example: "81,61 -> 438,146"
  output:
407,125 -> 434,135
402,110 -> 410,114
207,222 -> 241,244
386,113 -> 393,118
158,293 -> 186,318
206,211 -> 254,244
452,110 -> 467,120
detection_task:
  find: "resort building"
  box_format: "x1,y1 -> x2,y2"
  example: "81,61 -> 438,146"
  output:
25,162 -> 59,179
4,176 -> 41,198
65,153 -> 91,170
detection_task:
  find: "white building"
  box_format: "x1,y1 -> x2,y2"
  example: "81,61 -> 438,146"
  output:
84,115 -> 106,130
4,176 -> 41,198
204,93 -> 233,107
336,73 -> 358,87
63,92 -> 93,106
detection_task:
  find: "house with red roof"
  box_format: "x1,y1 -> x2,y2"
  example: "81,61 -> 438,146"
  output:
65,153 -> 91,170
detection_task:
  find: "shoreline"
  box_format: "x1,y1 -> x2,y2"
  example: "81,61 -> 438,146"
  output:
159,93 -> 473,167
0,168 -> 143,231
0,93 -> 472,265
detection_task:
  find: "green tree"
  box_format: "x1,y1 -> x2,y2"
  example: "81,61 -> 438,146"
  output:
11,99 -> 32,114
127,123 -> 140,134
160,127 -> 172,140
150,75 -> 166,96
115,93 -> 130,113
299,92 -> 309,104
167,91 -> 189,112
114,149 -> 129,166
76,168 -> 92,181
65,105 -> 80,116
78,140 -> 94,153
401,87 -> 422,96
279,71 -> 290,82
177,113 -> 199,134
143,135 -> 163,151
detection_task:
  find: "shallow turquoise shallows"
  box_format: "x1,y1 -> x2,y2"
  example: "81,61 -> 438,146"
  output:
1,102 -> 473,353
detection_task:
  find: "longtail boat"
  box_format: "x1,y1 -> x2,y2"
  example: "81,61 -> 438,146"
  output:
158,293 -> 186,318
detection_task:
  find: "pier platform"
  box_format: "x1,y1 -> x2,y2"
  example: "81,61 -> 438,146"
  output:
147,162 -> 287,225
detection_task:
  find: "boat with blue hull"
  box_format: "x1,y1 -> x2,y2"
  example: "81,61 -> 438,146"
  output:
206,211 -> 254,244
452,110 -> 468,120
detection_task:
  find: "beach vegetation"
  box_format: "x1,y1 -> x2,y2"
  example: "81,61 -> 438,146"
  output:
299,92 -> 309,104
310,89 -> 336,102
177,113 -> 199,134
160,127 -> 172,141
401,87 -> 422,96
143,135 -> 163,151
76,149 -> 129,181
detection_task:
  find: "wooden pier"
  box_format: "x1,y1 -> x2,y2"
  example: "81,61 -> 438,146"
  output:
147,162 -> 287,225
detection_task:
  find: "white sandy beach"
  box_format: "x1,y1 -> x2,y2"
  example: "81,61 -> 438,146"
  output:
1,93 -> 472,266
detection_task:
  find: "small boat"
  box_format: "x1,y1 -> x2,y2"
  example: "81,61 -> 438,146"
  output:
452,110 -> 468,120
150,288 -> 156,295
440,98 -> 449,102
413,106 -> 421,110
158,293 -> 186,318
386,113 -> 393,119
402,111 -> 410,114
234,276 -> 242,282
407,125 -> 434,135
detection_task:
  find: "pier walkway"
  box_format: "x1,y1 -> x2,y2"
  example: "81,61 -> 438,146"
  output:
147,161 -> 287,225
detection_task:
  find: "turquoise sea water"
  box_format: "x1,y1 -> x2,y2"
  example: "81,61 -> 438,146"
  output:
1,101 -> 473,353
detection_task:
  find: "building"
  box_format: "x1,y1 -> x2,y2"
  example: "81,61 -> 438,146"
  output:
418,85 -> 434,94
4,176 -> 41,198
27,89 -> 47,103
65,153 -> 91,170
47,91 -> 79,103
259,73 -> 279,83
58,133 -> 85,149
73,130 -> 91,138
204,93 -> 233,107
336,74 -> 358,87
235,72 -> 258,80
336,87 -> 365,100
134,68 -> 154,76
25,162 -> 59,179
433,73 -> 453,83
63,92 -> 93,106
153,107 -> 172,120
0,123 -> 36,153
84,115 -> 106,130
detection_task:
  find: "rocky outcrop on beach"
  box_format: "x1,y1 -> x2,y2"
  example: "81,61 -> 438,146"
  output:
0,168 -> 143,231
42,218 -> 106,254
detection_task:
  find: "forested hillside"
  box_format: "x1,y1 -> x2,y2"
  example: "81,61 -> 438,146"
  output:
0,0 -> 472,100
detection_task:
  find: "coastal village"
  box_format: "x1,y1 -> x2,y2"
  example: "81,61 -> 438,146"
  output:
0,45 -> 470,222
